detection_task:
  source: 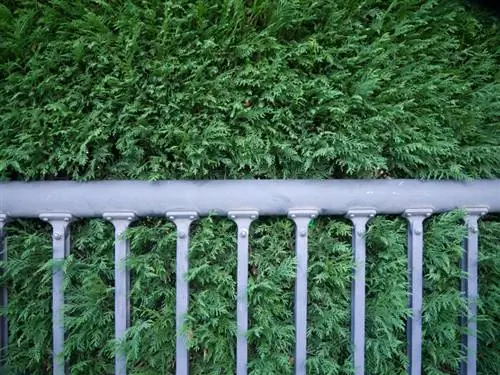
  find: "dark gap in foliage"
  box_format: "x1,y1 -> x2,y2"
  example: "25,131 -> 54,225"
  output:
466,0 -> 500,16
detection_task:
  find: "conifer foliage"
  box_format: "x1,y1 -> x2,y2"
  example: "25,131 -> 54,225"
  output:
0,0 -> 499,374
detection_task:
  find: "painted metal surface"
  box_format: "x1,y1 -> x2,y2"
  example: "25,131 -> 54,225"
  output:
167,212 -> 198,375
104,213 -> 136,375
403,208 -> 433,375
39,213 -> 73,375
228,211 -> 258,375
2,180 -> 500,217
460,207 -> 487,375
289,209 -> 317,375
0,214 -> 7,372
346,209 -> 376,375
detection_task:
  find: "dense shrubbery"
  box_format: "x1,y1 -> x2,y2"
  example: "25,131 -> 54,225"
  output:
0,0 -> 499,374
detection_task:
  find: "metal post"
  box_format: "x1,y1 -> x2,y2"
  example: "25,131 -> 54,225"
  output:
167,212 -> 198,375
403,208 -> 432,375
104,212 -> 136,375
40,213 -> 73,375
460,207 -> 487,375
228,211 -> 258,375
288,209 -> 317,375
346,209 -> 376,375
0,214 -> 8,371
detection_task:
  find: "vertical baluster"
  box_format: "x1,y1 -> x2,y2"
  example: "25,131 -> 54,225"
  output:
228,211 -> 258,375
346,209 -> 375,375
104,213 -> 136,375
460,207 -> 487,375
40,213 -> 73,375
403,208 -> 432,375
0,214 -> 8,370
167,212 -> 198,375
288,209 -> 318,375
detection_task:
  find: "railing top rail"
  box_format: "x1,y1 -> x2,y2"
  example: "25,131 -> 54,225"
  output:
1,179 -> 499,218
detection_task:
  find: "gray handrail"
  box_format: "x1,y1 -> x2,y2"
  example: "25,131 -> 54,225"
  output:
1,179 -> 500,217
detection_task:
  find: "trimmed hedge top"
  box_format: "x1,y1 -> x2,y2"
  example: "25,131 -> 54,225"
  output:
1,0 -> 499,181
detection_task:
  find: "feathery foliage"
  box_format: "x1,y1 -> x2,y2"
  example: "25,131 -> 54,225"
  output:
0,0 -> 499,374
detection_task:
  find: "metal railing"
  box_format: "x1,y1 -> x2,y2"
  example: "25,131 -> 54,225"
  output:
1,179 -> 499,375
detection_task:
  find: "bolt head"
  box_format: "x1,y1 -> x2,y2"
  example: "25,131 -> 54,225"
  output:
426,213 -> 431,217
127,216 -> 132,221
54,233 -> 62,240
169,216 -> 174,221
64,217 -> 70,222
349,214 -> 355,218
240,230 -> 248,238
43,217 -> 49,222
470,226 -> 478,233
178,232 -> 186,239
369,213 -> 375,218
415,229 -> 422,235
106,216 -> 112,221
291,214 -> 296,219
230,215 -> 236,220
189,215 -> 195,220
310,214 -> 316,219
299,229 -> 307,237
250,215 -> 256,220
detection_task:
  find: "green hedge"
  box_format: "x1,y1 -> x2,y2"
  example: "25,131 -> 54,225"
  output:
0,0 -> 499,374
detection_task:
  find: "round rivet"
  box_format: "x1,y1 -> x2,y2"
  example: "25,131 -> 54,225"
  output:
178,232 -> 186,239
251,215 -> 256,220
169,216 -> 174,221
470,226 -> 478,233
407,213 -> 412,217
230,215 -> 236,220
415,229 -> 422,235
189,215 -> 195,220
349,214 -> 355,218
357,231 -> 364,236
310,214 -> 316,219
299,229 -> 307,237
43,217 -> 49,222
64,217 -> 70,222
291,214 -> 296,219
240,230 -> 248,238
127,216 -> 132,221
106,216 -> 112,221
54,233 -> 62,240
369,213 -> 375,218
426,213 -> 431,217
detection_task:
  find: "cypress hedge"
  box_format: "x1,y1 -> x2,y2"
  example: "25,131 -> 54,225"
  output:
0,0 -> 499,374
